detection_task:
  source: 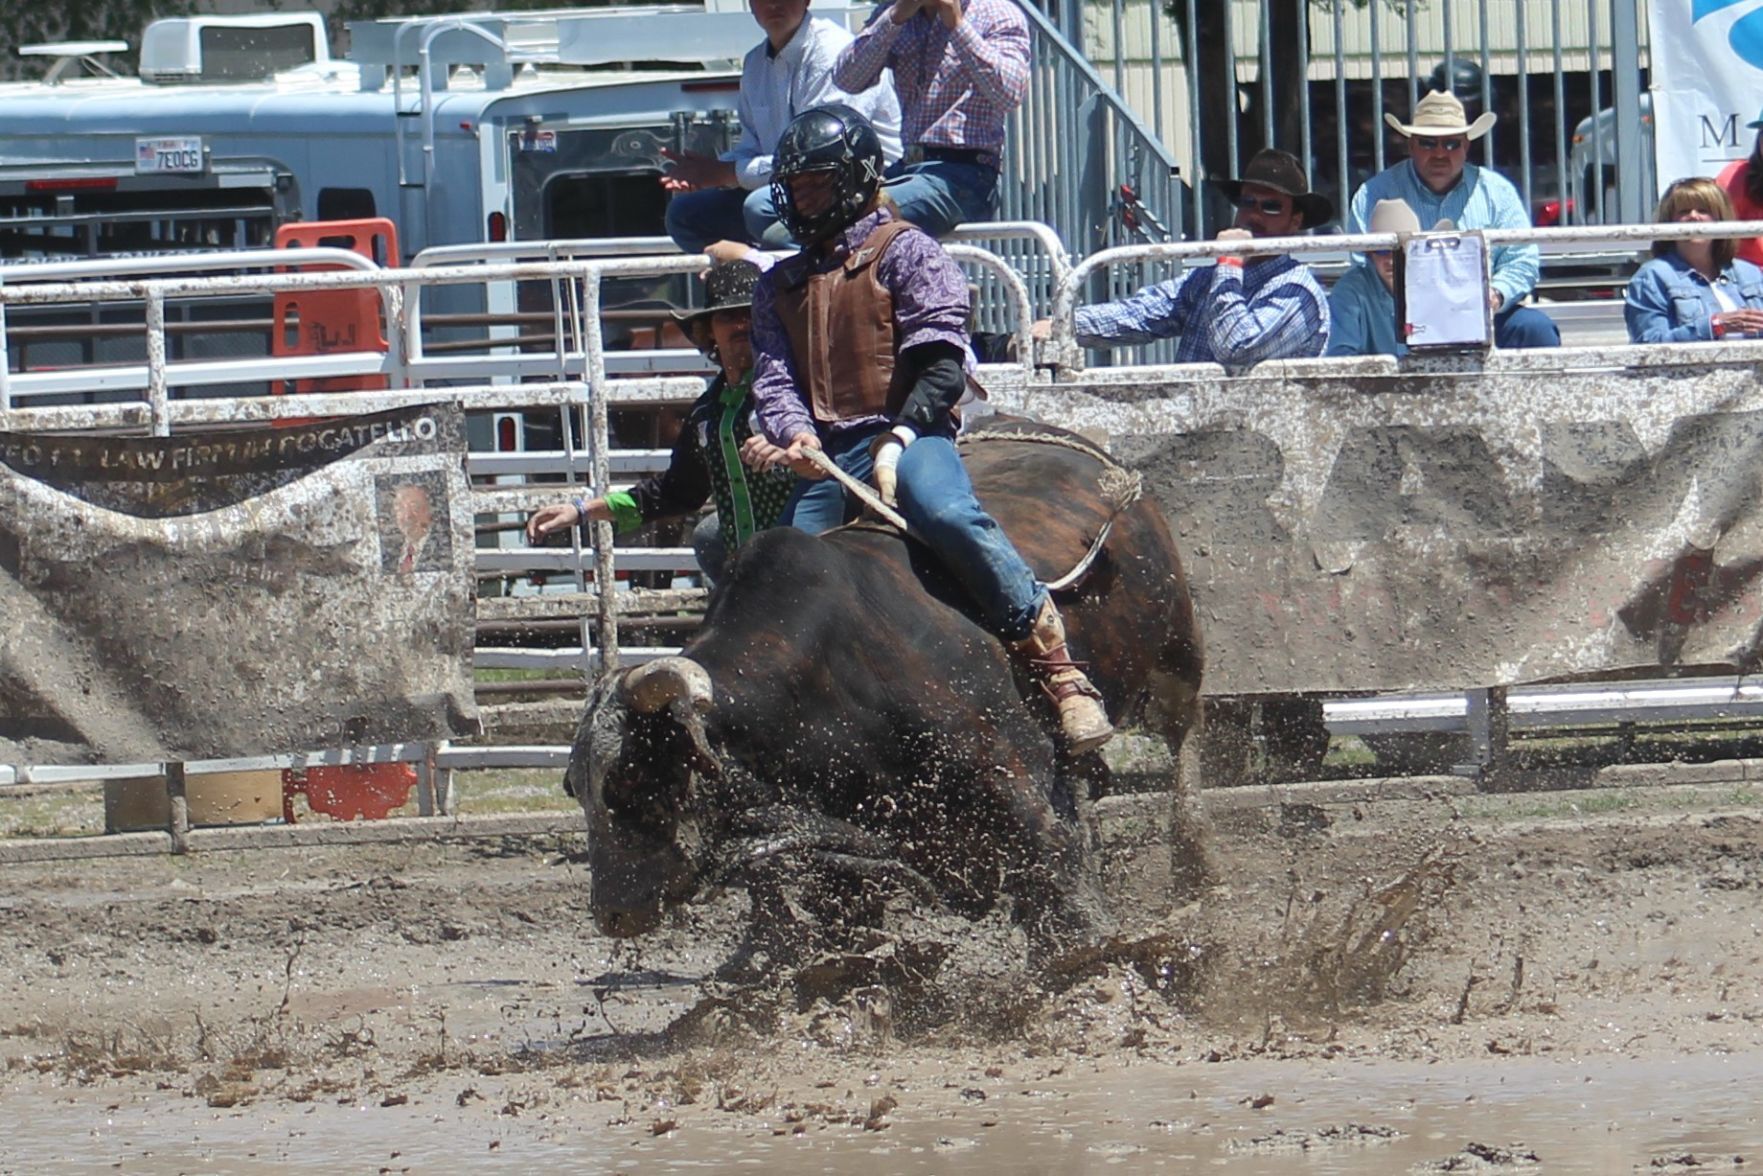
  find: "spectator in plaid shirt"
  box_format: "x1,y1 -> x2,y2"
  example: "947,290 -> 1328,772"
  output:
1036,149 -> 1332,368
833,0 -> 1029,238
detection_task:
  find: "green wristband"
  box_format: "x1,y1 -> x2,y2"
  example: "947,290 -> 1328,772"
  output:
603,490 -> 644,535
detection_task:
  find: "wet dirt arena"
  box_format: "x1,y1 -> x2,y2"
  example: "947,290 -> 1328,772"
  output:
6,775 -> 1763,1174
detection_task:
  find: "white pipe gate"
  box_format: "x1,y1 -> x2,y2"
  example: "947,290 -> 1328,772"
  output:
0,227 -> 1053,832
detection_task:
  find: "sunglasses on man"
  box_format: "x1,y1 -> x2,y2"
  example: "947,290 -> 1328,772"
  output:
1415,136 -> 1465,152
1231,194 -> 1290,215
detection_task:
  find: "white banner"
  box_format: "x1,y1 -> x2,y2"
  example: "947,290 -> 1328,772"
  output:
1648,0 -> 1763,189
0,405 -> 480,765
997,351 -> 1763,696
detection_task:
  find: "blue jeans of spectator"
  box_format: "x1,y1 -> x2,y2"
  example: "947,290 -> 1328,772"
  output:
882,159 -> 1000,239
664,185 -> 790,253
780,424 -> 1043,639
1494,303 -> 1561,349
691,512 -> 728,586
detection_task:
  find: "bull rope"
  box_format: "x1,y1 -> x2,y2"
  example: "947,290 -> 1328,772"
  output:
800,429 -> 1142,593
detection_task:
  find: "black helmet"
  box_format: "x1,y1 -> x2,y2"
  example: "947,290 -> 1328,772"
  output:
770,104 -> 885,245
1429,57 -> 1484,102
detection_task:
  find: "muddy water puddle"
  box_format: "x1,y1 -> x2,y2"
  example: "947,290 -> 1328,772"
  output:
4,1051 -> 1760,1173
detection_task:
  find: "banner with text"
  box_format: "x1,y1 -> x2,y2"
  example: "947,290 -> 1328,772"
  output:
1000,356 -> 1763,696
0,404 -> 479,764
1649,0 -> 1763,189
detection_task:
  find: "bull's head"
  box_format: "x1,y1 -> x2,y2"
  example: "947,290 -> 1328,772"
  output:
564,656 -> 721,937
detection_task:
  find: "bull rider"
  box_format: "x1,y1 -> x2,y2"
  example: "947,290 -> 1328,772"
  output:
747,103 -> 1114,754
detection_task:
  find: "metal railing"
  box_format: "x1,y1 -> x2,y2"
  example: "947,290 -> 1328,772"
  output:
1002,0 -> 1189,361
1052,0 -> 1652,237
403,224 -> 1060,382
11,220 -> 1763,827
1043,218 -> 1763,369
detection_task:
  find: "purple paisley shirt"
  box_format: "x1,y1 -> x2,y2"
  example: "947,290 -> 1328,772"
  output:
751,208 -> 972,445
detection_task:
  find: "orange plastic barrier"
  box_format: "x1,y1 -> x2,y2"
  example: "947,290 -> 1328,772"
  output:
282,764 -> 418,823
271,217 -> 397,393
269,219 -> 413,824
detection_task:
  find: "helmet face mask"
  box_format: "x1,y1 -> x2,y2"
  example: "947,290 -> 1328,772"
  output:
770,104 -> 885,245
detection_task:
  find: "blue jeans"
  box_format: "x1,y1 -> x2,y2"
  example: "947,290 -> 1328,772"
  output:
663,185 -> 790,254
691,512 -> 728,585
883,159 -> 1000,239
1495,303 -> 1561,349
781,425 -> 1043,639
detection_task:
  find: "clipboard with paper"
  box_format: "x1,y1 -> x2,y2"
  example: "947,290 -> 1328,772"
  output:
1396,230 -> 1493,349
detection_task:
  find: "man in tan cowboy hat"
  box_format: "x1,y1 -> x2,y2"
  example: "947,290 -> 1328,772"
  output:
1034,147 -> 1331,366
1347,90 -> 1559,349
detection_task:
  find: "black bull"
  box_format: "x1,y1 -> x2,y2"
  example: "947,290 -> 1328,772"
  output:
565,424 -> 1208,940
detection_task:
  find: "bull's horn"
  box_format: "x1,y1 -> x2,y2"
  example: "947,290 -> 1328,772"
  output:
619,656 -> 714,715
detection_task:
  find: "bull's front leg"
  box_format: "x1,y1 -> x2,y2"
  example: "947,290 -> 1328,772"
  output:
979,747 -> 1116,950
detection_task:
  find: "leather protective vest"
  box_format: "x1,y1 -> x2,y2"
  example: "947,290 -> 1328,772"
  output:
772,218 -> 918,424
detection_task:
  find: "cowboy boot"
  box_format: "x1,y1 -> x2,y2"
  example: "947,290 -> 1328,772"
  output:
1013,596 -> 1114,754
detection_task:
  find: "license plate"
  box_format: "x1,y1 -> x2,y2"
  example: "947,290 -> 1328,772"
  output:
135,137 -> 205,174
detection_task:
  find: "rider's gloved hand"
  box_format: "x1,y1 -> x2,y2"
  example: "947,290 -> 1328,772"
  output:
868,425 -> 917,507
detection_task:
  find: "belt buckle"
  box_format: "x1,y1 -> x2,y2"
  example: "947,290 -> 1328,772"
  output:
905,145 -> 926,166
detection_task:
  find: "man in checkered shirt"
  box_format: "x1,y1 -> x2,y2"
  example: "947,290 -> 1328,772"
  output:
834,0 -> 1029,238
1039,149 -> 1333,368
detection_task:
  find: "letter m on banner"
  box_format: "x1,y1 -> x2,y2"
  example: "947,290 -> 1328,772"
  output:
1650,0 -> 1763,186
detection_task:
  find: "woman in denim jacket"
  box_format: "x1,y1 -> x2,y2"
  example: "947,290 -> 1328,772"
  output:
1625,177 -> 1763,344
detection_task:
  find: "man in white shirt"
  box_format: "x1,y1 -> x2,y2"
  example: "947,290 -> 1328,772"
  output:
662,0 -> 903,253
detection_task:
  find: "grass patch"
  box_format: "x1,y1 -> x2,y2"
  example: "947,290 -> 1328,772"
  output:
449,768 -> 576,816
1324,736 -> 1377,769
0,789 -> 106,839
0,768 -> 577,841
474,667 -> 583,684
1460,789 -> 1642,821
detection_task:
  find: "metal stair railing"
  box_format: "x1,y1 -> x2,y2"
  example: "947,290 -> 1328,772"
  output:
996,0 -> 1189,365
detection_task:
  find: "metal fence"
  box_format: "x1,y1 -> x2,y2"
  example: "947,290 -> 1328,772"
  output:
0,235 -> 1046,678
1052,0 -> 1652,238
980,0 -> 1193,362
9,219 -> 1763,832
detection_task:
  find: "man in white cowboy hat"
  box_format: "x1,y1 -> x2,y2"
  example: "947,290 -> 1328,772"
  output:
1033,147 -> 1331,367
1327,198 -> 1420,357
1347,90 -> 1559,350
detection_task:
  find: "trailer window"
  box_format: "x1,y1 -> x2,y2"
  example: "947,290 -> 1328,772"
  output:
317,188 -> 376,222
199,24 -> 320,81
542,170 -> 667,239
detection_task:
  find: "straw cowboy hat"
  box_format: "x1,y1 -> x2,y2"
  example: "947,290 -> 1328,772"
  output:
1214,147 -> 1335,226
1383,90 -> 1497,141
1368,198 -> 1456,236
1368,198 -> 1421,235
